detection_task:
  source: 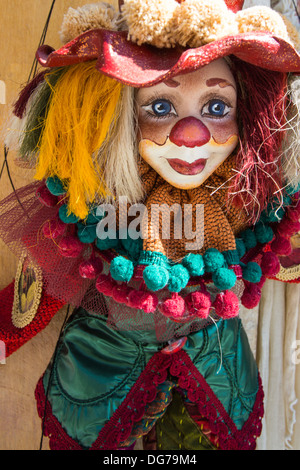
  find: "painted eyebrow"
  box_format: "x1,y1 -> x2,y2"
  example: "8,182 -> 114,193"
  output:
206,78 -> 236,90
164,78 -> 180,88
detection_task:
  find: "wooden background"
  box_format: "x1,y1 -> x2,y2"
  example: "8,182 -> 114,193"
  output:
0,0 -> 119,450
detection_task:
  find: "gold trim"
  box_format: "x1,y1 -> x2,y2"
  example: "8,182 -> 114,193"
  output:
275,263 -> 300,282
11,253 -> 43,329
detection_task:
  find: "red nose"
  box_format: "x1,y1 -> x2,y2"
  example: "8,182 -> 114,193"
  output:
169,117 -> 211,148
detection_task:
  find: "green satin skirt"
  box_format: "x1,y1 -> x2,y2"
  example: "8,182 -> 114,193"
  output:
35,308 -> 263,450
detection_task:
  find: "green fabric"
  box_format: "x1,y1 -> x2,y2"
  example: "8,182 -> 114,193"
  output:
156,392 -> 216,450
43,309 -> 259,449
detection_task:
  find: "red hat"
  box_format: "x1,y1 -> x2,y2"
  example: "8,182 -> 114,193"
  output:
36,0 -> 300,87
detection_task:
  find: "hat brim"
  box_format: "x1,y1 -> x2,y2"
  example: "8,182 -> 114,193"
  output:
36,29 -> 300,87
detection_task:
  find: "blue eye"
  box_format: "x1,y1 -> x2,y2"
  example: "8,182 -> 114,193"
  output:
152,99 -> 172,116
203,99 -> 230,117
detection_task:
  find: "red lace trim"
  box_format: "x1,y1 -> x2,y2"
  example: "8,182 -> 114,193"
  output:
35,349 -> 264,451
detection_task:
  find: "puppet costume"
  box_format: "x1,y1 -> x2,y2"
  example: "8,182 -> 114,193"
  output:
1,0 -> 300,450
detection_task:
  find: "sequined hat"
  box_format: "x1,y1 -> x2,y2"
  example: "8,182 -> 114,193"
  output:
36,0 -> 300,87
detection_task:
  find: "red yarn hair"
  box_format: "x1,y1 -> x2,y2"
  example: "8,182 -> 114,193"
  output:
228,57 -> 288,222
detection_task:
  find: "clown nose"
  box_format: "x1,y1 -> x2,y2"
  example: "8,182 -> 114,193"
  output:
169,117 -> 211,148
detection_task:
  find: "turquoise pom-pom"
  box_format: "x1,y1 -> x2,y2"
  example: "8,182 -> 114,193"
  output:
203,248 -> 225,273
254,223 -> 274,244
77,223 -> 97,244
182,253 -> 204,277
96,237 -> 119,251
235,239 -> 246,259
86,206 -> 104,224
143,265 -> 169,292
240,229 -> 257,250
168,265 -> 190,293
59,204 -> 79,224
110,256 -> 134,283
121,235 -> 143,261
46,176 -> 66,196
242,262 -> 262,283
212,267 -> 237,291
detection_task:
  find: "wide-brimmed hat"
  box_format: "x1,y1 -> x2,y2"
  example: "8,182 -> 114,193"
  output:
36,0 -> 300,87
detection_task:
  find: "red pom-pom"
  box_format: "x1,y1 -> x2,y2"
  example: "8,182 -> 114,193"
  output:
241,283 -> 261,309
43,217 -> 66,239
112,284 -> 132,303
277,217 -> 300,237
260,251 -> 280,276
213,291 -> 240,319
271,235 -> 292,255
58,235 -> 84,258
185,291 -> 211,319
128,290 -> 158,313
36,184 -> 58,207
159,294 -> 186,319
95,274 -> 117,296
287,203 -> 300,222
79,257 -> 103,279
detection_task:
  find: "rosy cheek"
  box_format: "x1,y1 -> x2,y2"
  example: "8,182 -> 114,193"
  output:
205,118 -> 238,144
138,116 -> 173,145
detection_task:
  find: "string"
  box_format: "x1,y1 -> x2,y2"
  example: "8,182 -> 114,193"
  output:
39,304 -> 71,451
291,0 -> 300,23
208,315 -> 223,375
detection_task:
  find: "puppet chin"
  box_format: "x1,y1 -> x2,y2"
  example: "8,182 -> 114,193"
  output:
139,135 -> 238,189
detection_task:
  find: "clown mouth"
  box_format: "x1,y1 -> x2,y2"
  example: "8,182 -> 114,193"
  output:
167,158 -> 207,175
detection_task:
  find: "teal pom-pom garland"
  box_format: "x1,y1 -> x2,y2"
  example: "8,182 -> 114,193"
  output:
203,248 -> 225,272
110,256 -> 134,283
58,204 -> 80,224
77,223 -> 97,244
212,267 -> 237,291
242,262 -> 262,284
182,253 -> 204,277
143,265 -> 169,291
168,265 -> 190,293
46,176 -> 67,196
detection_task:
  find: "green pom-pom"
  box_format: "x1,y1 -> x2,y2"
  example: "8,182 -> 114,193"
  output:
168,265 -> 190,293
182,253 -> 204,277
121,236 -> 143,261
110,256 -> 134,282
203,248 -> 225,273
240,229 -> 257,250
254,223 -> 274,244
77,223 -> 97,244
242,262 -> 262,283
86,207 -> 104,224
96,237 -> 119,251
143,265 -> 169,292
212,267 -> 237,291
235,239 -> 246,259
46,176 -> 66,196
59,204 -> 79,224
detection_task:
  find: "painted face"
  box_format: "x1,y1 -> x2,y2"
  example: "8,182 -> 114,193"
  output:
136,59 -> 238,189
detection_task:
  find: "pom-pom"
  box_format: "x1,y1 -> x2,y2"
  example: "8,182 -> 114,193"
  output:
254,223 -> 274,244
112,284 -> 132,303
287,206 -> 300,222
79,257 -> 103,279
241,283 -> 261,309
110,256 -> 134,283
143,265 -> 169,291
213,290 -> 240,319
96,237 -> 119,251
242,262 -> 262,283
128,290 -> 158,313
58,235 -> 84,258
77,223 -> 97,244
159,293 -> 186,319
59,204 -> 80,224
240,229 -> 257,250
271,235 -> 292,256
46,176 -> 66,196
235,238 -> 246,259
36,184 -> 58,207
185,290 -> 211,319
168,264 -> 190,292
182,253 -> 205,277
212,267 -> 237,291
43,217 -> 66,239
236,6 -> 290,42
260,252 -> 280,276
203,248 -> 225,273
95,274 -> 117,296
277,217 -> 300,238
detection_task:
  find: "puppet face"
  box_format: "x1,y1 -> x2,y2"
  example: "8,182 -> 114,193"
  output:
136,59 -> 238,189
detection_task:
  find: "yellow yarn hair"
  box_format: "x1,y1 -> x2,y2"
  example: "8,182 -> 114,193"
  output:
35,61 -> 123,219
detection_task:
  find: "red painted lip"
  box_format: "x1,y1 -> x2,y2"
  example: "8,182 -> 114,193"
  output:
167,158 -> 207,175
